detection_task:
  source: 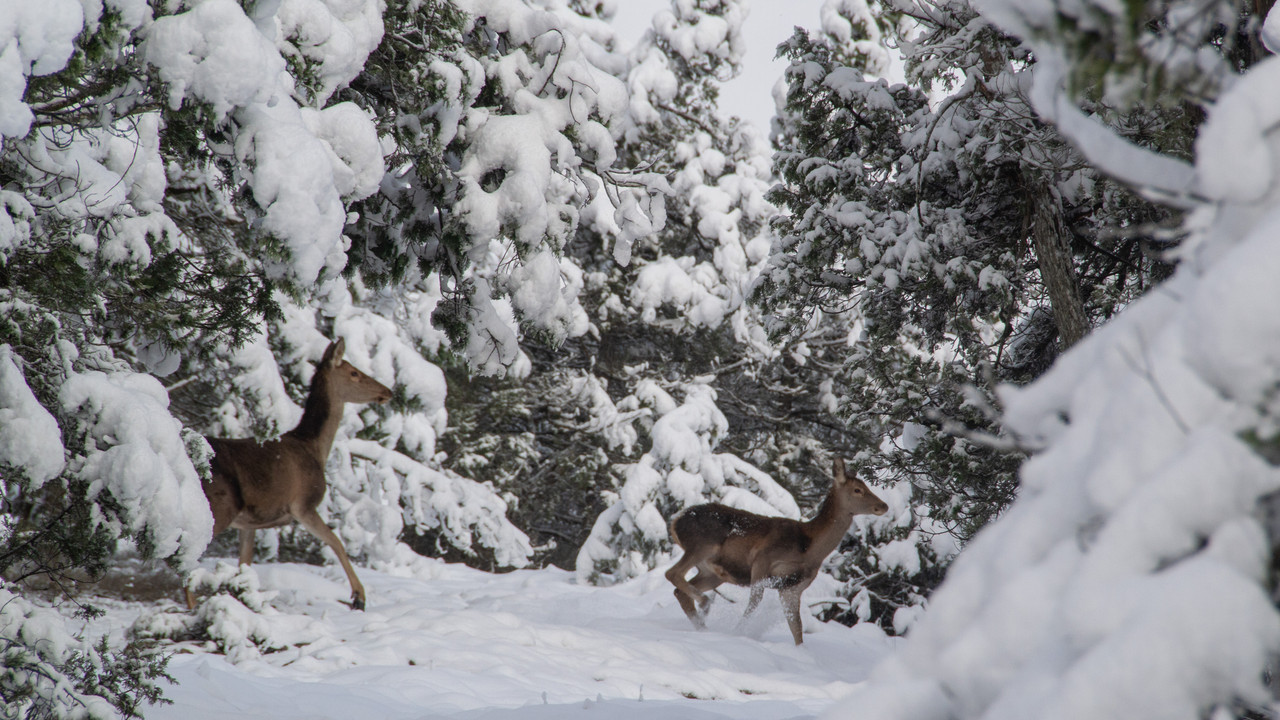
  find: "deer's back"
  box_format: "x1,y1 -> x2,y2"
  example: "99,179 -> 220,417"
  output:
206,437 -> 327,527
671,503 -> 810,586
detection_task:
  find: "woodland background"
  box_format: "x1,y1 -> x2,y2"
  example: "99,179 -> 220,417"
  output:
4,0 -> 1280,718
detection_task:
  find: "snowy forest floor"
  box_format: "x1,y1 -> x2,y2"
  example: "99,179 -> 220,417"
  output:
77,558 -> 895,720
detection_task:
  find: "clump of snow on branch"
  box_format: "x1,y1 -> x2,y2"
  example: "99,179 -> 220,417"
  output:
341,439 -> 533,569
0,0 -> 85,144
15,113 -> 171,230
830,33 -> 1280,720
576,381 -> 800,585
0,191 -> 33,254
60,370 -> 213,569
624,124 -> 776,354
144,0 -> 386,286
144,0 -> 285,116
505,250 -> 591,344
819,0 -> 890,74
568,372 -> 643,455
652,0 -> 745,73
277,0 -> 384,104
0,345 -> 64,487
0,586 -> 117,719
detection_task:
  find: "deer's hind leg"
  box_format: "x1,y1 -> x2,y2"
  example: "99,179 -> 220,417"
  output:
666,547 -> 717,629
780,586 -> 805,645
296,510 -> 366,611
734,565 -> 770,634
689,567 -> 726,618
187,473 -> 242,610
690,567 -> 725,595
739,583 -> 767,625
238,529 -> 255,566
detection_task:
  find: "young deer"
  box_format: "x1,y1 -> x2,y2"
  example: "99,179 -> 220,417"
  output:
666,458 -> 888,644
188,338 -> 391,611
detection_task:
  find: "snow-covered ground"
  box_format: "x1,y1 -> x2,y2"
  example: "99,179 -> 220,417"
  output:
89,559 -> 895,720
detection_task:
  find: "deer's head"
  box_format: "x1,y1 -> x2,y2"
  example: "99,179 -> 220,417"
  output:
833,457 -> 889,516
320,338 -> 393,405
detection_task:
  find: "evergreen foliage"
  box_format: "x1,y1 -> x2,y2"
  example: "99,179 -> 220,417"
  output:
754,0 -> 1199,628
827,0 -> 1280,716
5,3 -> 1273,714
2,2 -> 833,713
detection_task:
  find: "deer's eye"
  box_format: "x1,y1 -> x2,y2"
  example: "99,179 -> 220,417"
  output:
351,371 -> 359,377
854,488 -> 863,494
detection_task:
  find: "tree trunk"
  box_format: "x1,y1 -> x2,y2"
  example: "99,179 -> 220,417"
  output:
1027,182 -> 1089,349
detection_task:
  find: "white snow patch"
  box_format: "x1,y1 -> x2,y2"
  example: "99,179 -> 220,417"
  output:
92,561 -> 896,720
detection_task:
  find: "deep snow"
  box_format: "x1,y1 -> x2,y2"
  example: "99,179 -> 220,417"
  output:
88,558 -> 895,720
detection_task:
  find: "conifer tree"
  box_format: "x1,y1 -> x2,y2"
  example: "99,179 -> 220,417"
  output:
829,0 -> 1280,716
754,0 -> 1191,630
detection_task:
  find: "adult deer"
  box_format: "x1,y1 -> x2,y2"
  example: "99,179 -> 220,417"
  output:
665,458 -> 888,644
187,338 -> 391,611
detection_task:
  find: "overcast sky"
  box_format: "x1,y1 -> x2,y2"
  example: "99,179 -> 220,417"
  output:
612,0 -> 829,134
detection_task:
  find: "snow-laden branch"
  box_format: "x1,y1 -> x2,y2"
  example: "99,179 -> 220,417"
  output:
345,438 -> 533,569
1027,51 -> 1198,208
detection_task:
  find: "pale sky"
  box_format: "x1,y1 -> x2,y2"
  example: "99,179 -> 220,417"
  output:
612,0 -> 829,134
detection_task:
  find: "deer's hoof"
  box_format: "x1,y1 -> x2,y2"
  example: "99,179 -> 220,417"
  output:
695,595 -> 711,616
345,594 -> 366,611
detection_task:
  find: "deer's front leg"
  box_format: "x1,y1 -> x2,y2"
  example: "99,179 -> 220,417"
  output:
297,510 -> 366,610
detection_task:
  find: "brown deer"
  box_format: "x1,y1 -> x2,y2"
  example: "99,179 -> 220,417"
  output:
665,458 -> 888,644
187,338 -> 391,611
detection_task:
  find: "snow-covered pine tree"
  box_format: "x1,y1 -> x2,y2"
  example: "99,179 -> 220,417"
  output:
576,380 -> 803,583
544,1 -> 888,587
0,1 -> 263,712
0,0 -> 670,708
754,0 -> 1191,632
401,0 -> 856,579
566,2 -> 942,603
828,1 -> 1280,718
3,0 -> 832,676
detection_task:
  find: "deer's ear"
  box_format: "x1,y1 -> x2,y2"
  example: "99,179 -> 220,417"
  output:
833,457 -> 847,484
322,338 -> 345,367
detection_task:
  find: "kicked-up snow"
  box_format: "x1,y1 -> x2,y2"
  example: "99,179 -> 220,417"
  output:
91,559 -> 895,720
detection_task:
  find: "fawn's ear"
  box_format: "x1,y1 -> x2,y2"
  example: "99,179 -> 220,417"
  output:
322,338 -> 346,368
833,456 -> 847,485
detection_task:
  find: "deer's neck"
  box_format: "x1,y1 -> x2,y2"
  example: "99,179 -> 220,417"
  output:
285,371 -> 343,462
802,491 -> 854,559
